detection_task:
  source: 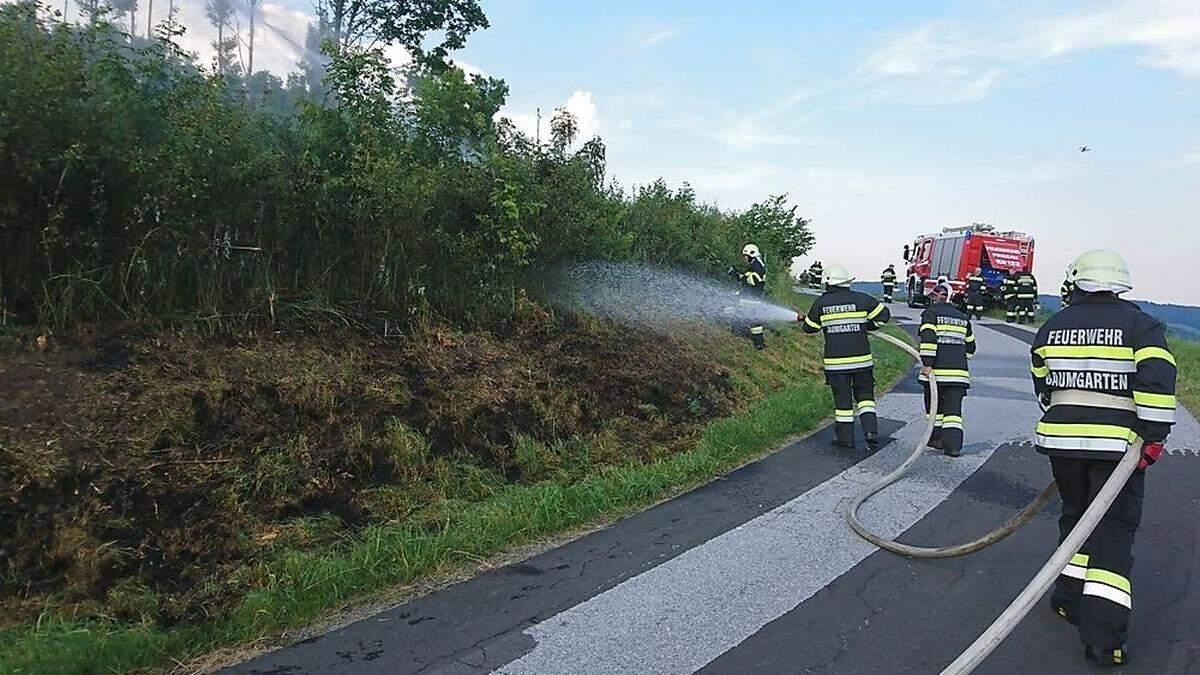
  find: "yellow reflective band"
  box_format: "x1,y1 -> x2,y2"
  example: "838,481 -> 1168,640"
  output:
857,400 -> 876,409
942,415 -> 963,423
933,369 -> 970,378
825,354 -> 873,365
1035,422 -> 1136,441
936,324 -> 968,334
1133,391 -> 1176,409
919,323 -> 938,333
867,303 -> 886,320
1031,364 -> 1050,377
965,334 -> 975,343
1086,569 -> 1132,593
920,343 -> 937,351
1134,346 -> 1176,366
821,311 -> 869,322
834,409 -> 854,416
804,315 -> 821,329
1070,553 -> 1090,566
749,326 -> 764,334
1033,345 -> 1134,360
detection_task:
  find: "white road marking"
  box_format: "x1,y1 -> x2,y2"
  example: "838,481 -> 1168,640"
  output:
497,312 -> 1042,675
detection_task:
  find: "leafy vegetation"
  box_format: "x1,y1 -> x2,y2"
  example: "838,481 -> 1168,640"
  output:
0,2 -> 811,330
0,3 -> 850,672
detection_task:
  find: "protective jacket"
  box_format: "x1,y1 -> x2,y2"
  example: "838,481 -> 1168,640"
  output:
881,267 -> 897,286
919,302 -> 976,387
802,288 -> 890,371
1002,276 -> 1018,301
1061,280 -> 1074,307
966,273 -> 985,297
1016,272 -> 1038,300
738,257 -> 767,296
1030,293 -> 1177,460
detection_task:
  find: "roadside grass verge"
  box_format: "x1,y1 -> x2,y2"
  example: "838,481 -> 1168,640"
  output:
0,301 -> 913,674
1170,338 -> 1199,413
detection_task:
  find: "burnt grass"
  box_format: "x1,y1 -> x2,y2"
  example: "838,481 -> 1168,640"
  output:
0,314 -> 739,628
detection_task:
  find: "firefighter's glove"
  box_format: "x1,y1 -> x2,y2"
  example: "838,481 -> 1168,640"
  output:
726,266 -> 738,280
1139,442 -> 1164,470
796,312 -> 806,324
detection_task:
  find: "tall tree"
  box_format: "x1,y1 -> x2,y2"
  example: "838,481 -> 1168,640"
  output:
246,0 -> 259,75
311,0 -> 487,65
107,0 -> 136,37
206,0 -> 235,73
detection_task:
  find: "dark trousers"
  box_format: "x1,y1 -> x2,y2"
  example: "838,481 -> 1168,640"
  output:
1050,457 -> 1144,649
1016,297 -> 1036,323
922,382 -> 966,452
1005,297 -> 1018,321
966,293 -> 985,318
882,283 -> 895,302
828,368 -> 877,444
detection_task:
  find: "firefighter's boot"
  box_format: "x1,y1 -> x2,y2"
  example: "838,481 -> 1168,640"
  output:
1085,644 -> 1128,667
864,431 -> 880,450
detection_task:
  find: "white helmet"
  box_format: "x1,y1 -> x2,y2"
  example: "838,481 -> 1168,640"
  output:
742,243 -> 761,258
1071,249 -> 1132,294
822,264 -> 854,287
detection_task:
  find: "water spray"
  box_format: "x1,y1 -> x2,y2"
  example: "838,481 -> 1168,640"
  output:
548,262 -> 800,327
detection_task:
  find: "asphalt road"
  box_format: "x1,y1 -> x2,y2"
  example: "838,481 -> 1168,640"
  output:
225,306 -> 1200,675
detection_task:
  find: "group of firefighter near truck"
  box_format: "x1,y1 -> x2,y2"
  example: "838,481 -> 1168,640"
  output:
903,223 -> 1036,311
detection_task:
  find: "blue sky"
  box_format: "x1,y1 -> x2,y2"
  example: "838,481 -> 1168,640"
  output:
78,0 -> 1200,304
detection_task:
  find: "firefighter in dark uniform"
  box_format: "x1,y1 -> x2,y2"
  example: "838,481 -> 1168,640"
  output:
880,264 -> 897,303
807,260 -> 824,288
918,282 -> 976,456
1002,271 -> 1019,322
1030,249 -> 1175,666
800,265 -> 891,449
727,243 -> 768,349
965,267 -> 986,319
1061,263 -> 1076,309
1015,270 -> 1039,324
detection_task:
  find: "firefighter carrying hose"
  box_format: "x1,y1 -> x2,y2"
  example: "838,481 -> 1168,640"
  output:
919,282 -> 976,457
880,264 -> 897,303
1030,249 -> 1176,666
965,267 -> 986,319
800,265 -> 890,450
727,244 -> 768,349
1015,270 -> 1039,324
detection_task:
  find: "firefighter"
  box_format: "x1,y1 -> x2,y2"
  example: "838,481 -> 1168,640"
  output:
807,260 -> 824,288
1015,269 -> 1039,324
1002,271 -> 1019,322
880,264 -> 897,303
727,244 -> 768,349
1061,263 -> 1076,309
965,267 -> 986,319
918,282 -> 976,457
800,265 -> 891,449
1031,249 -> 1175,666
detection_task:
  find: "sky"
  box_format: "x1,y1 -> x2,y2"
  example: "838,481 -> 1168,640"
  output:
43,0 -> 1200,305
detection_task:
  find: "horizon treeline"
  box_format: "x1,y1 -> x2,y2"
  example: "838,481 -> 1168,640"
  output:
0,1 -> 814,331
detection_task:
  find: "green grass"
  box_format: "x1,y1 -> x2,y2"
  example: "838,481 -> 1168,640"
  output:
0,314 -> 912,674
1169,338 -> 1200,413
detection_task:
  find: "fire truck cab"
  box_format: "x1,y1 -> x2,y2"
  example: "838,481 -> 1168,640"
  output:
904,224 -> 1035,309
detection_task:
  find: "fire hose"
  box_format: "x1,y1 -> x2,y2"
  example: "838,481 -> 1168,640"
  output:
847,329 -> 1144,674
847,330 -> 1058,558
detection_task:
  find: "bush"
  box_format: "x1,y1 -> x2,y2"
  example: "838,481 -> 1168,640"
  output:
0,3 -> 813,331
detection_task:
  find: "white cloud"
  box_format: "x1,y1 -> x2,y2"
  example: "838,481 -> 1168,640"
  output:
863,1 -> 1200,103
639,26 -> 681,48
500,89 -> 601,145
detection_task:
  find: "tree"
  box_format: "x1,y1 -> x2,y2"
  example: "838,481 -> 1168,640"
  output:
312,0 -> 487,66
108,0 -> 136,37
205,0 -> 235,73
245,0 -> 259,75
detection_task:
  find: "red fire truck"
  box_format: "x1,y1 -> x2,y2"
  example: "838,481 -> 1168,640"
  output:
904,224 -> 1035,308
